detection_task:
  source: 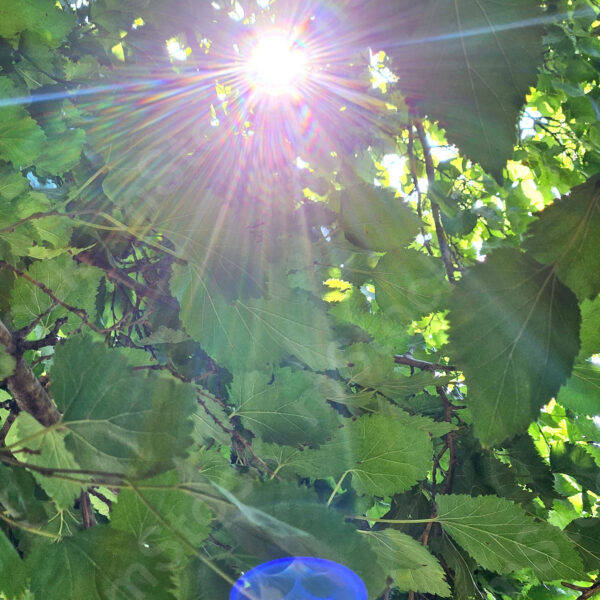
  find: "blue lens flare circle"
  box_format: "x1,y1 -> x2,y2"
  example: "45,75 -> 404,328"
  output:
229,556 -> 368,600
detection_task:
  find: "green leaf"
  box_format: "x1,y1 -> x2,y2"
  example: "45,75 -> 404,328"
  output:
176,559 -> 232,600
0,79 -> 47,167
579,295 -> 600,360
525,176 -> 600,300
373,249 -> 447,322
0,463 -> 48,523
7,412 -> 82,511
285,413 -> 432,496
340,183 -> 420,251
389,0 -> 544,180
182,446 -> 239,488
139,325 -> 191,345
28,526 -> 175,600
10,254 -> 103,332
449,249 -> 580,446
436,494 -> 584,580
557,362 -> 600,416
431,534 -> 486,600
0,346 -> 15,380
505,435 -> 556,505
192,390 -> 232,446
0,0 -> 75,46
0,164 -> 28,200
365,529 -> 451,597
251,439 -> 306,478
49,335 -> 196,477
565,518 -> 600,572
229,368 -> 341,446
0,114 -> 47,168
110,470 -> 212,565
0,531 -> 28,600
329,288 -> 411,352
339,343 -> 443,401
550,442 -> 600,494
172,267 -> 344,372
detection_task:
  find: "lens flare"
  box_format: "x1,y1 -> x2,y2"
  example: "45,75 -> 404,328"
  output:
246,34 -> 307,95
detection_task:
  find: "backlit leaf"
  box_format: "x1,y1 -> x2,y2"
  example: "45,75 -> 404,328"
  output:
436,494 -> 584,580
449,249 -> 580,446
49,335 -> 196,477
526,175 -> 600,300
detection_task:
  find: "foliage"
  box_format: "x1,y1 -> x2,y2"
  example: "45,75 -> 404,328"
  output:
0,0 -> 599,599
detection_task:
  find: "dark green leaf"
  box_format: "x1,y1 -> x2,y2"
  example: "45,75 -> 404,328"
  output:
28,526 -> 175,600
436,494 -> 584,580
172,267 -> 344,372
389,0 -> 544,180
284,413 -> 432,496
526,175 -> 600,300
449,249 -> 580,446
557,362 -> 600,416
373,249 -> 447,322
366,529 -> 450,597
340,184 -> 420,251
49,335 -> 196,477
0,531 -> 28,600
229,368 -> 341,446
109,470 -> 212,565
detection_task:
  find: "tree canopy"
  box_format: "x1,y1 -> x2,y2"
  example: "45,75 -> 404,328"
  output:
1,0 -> 600,599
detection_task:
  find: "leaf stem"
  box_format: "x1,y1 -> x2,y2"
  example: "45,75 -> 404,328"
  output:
327,470 -> 351,506
0,511 -> 61,540
346,515 -> 438,525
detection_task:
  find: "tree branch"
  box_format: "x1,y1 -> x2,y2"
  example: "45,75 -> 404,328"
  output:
413,118 -> 457,283
0,319 -> 61,427
394,353 -> 456,372
74,250 -> 179,309
0,406 -> 19,446
562,580 -> 600,600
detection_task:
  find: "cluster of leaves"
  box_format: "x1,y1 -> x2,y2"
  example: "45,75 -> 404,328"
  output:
0,0 -> 599,599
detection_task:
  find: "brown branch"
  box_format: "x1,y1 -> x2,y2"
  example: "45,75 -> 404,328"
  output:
89,488 -> 113,508
413,118 -> 457,283
394,354 -> 456,372
437,386 -> 457,494
0,318 -> 61,427
79,491 -> 96,529
0,408 -> 18,446
19,317 -> 67,351
74,251 -> 179,309
562,581 -> 600,600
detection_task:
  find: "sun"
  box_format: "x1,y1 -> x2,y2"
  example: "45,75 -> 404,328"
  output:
245,33 -> 308,96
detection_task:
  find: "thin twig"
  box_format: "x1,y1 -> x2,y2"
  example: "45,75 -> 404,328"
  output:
394,354 -> 456,372
437,386 -> 457,494
75,250 -> 179,309
407,126 -> 434,256
0,409 -> 18,446
413,118 -> 457,283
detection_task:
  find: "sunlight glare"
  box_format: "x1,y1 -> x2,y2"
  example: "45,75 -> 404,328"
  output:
246,34 -> 307,96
